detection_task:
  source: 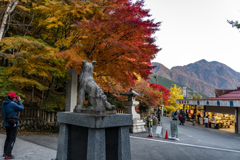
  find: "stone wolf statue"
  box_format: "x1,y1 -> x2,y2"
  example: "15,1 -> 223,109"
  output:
74,60 -> 115,112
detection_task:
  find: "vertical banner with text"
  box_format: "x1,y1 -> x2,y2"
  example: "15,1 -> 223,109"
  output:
183,87 -> 187,99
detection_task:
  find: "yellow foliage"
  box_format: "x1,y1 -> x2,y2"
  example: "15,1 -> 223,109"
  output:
17,5 -> 31,12
168,84 -> 184,111
0,36 -> 66,91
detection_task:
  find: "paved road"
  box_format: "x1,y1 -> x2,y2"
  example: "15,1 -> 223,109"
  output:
1,117 -> 240,160
0,134 -> 56,160
131,117 -> 240,160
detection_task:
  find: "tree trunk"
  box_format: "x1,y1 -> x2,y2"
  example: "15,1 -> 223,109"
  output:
46,76 -> 56,99
41,90 -> 44,104
0,0 -> 18,41
31,87 -> 34,102
0,57 -> 4,66
41,78 -> 45,104
4,59 -> 8,67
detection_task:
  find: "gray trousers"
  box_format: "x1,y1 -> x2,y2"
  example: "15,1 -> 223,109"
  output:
148,127 -> 153,136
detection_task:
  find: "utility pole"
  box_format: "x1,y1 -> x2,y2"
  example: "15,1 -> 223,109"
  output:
153,75 -> 157,84
153,75 -> 164,119
183,87 -> 187,113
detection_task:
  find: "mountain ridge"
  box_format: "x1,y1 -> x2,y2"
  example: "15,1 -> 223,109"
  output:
152,59 -> 240,97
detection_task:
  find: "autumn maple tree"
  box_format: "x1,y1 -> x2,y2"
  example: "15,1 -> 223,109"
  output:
0,0 -> 161,111
57,0 -> 161,89
131,77 -> 170,113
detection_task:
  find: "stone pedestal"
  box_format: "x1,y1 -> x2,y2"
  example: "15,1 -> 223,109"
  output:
74,108 -> 116,114
124,100 -> 146,133
131,119 -> 146,133
65,68 -> 78,112
56,112 -> 132,160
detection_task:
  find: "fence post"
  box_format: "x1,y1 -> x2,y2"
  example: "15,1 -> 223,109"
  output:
31,109 -> 34,118
47,112 -> 51,122
37,109 -> 39,118
51,112 -> 55,122
34,109 -> 36,117
45,111 -> 47,121
40,110 -> 42,121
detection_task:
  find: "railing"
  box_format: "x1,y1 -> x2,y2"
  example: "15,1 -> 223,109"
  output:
0,106 -> 128,123
116,109 -> 128,114
0,106 -> 58,123
19,107 -> 58,123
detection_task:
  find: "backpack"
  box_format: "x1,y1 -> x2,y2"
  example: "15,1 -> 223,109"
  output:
3,104 -> 20,127
179,114 -> 184,121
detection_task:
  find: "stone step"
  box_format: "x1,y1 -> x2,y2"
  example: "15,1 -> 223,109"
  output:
133,123 -> 145,126
133,119 -> 144,123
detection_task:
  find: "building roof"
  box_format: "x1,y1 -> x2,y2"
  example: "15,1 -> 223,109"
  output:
176,87 -> 240,107
120,88 -> 142,97
178,87 -> 240,101
215,89 -> 237,97
201,87 -> 240,100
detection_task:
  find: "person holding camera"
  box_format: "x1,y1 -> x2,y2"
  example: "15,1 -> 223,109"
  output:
2,92 -> 24,159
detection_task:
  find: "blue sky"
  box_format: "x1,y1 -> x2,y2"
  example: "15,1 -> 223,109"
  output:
133,0 -> 240,72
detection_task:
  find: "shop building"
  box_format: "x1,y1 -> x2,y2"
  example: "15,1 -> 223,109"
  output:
176,87 -> 240,134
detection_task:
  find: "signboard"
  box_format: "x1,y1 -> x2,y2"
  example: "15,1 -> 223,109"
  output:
183,87 -> 187,99
156,126 -> 163,135
156,126 -> 163,137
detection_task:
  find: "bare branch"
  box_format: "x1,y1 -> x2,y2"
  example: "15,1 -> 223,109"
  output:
24,13 -> 34,36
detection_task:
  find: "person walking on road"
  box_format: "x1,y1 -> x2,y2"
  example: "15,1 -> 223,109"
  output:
153,116 -> 158,125
204,116 -> 208,128
179,111 -> 183,125
2,92 -> 24,159
157,109 -> 161,124
172,111 -> 178,120
172,111 -> 175,118
147,116 -> 153,138
152,113 -> 155,119
186,112 -> 190,121
197,113 -> 201,125
192,113 -> 196,126
182,111 -> 186,125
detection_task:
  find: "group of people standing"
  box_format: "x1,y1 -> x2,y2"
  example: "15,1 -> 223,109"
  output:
172,110 -> 186,125
172,110 -> 202,126
146,108 -> 162,138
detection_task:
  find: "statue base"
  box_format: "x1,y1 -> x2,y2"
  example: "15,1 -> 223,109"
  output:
130,119 -> 147,133
56,112 -> 132,160
74,108 -> 116,114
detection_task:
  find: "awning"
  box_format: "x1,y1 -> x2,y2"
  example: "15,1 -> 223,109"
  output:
176,99 -> 240,107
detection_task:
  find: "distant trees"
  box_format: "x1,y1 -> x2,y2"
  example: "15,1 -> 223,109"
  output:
192,92 -> 202,99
